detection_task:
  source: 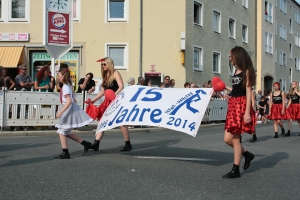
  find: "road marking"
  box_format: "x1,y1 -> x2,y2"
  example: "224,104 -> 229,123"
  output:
135,156 -> 216,162
131,146 -> 159,152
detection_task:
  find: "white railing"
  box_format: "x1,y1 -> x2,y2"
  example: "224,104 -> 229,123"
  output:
0,91 -> 228,130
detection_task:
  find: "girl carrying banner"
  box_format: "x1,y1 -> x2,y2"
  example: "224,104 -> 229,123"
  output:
286,81 -> 300,136
89,57 -> 132,152
223,46 -> 256,179
268,82 -> 289,138
55,69 -> 93,159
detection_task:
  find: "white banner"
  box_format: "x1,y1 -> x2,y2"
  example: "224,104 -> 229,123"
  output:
97,86 -> 213,137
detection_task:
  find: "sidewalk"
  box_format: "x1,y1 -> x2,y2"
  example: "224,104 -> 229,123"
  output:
0,123 -> 225,137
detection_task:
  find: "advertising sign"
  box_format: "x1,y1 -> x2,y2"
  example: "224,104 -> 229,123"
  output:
96,86 -> 213,137
47,11 -> 70,45
0,33 -> 29,41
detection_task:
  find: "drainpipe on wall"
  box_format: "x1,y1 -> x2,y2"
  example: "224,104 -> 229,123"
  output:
139,0 -> 143,77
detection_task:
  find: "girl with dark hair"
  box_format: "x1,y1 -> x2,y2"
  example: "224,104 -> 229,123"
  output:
89,57 -> 132,152
222,46 -> 256,178
55,68 -> 93,159
268,82 -> 289,138
286,81 -> 300,136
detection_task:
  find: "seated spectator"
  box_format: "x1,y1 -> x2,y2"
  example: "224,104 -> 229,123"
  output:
184,82 -> 190,88
34,65 -> 52,92
158,82 -> 165,88
143,78 -> 152,87
169,79 -> 175,88
137,77 -> 145,85
0,68 -> 15,90
76,72 -> 95,94
164,76 -> 170,88
190,83 -> 196,88
127,77 -> 135,87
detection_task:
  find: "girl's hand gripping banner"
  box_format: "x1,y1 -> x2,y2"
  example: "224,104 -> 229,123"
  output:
96,85 -> 213,137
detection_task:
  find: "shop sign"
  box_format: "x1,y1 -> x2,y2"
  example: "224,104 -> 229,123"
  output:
0,33 -> 29,41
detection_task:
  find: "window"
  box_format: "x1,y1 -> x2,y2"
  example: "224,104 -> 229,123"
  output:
295,33 -> 300,47
213,10 -> 220,33
0,0 -> 2,19
290,18 -> 292,34
279,24 -> 287,40
107,0 -> 128,22
0,0 -> 30,22
295,9 -> 300,24
228,55 -> 235,76
295,58 -> 300,70
279,0 -> 287,14
242,24 -> 248,43
279,78 -> 286,91
279,51 -> 287,66
242,0 -> 248,8
290,43 -> 292,59
229,18 -> 235,39
193,46 -> 203,71
72,0 -> 80,21
194,1 -> 203,26
264,32 -> 273,54
265,1 -> 273,23
106,44 -> 128,69
213,52 -> 221,73
290,4 -> 293,11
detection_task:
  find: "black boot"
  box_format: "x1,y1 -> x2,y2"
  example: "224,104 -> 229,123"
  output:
81,140 -> 92,155
222,164 -> 240,178
281,128 -> 285,137
273,132 -> 278,138
285,130 -> 290,137
242,151 -> 255,170
55,149 -> 70,159
249,135 -> 257,143
120,141 -> 132,151
89,140 -> 100,151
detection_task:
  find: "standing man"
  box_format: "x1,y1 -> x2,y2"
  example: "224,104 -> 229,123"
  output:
15,64 -> 34,91
14,64 -> 34,131
164,76 -> 170,88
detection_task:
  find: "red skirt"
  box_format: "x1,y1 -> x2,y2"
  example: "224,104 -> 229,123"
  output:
225,96 -> 256,135
97,99 -> 113,121
286,103 -> 300,120
268,104 -> 290,120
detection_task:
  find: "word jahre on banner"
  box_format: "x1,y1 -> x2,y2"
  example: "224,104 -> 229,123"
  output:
96,85 -> 213,137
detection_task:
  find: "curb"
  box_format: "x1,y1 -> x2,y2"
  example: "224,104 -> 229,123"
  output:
0,123 -> 225,137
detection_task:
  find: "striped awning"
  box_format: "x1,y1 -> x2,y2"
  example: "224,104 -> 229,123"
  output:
0,46 -> 24,68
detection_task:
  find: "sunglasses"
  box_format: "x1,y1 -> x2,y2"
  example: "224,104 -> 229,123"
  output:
21,68 -> 27,70
101,63 -> 106,67
165,79 -> 170,80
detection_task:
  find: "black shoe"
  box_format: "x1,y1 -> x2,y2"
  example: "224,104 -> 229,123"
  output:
89,140 -> 100,151
281,129 -> 285,137
249,136 -> 257,143
120,143 -> 132,151
285,132 -> 290,137
83,142 -> 92,155
243,152 -> 254,170
55,152 -> 70,159
273,133 -> 279,138
222,164 -> 240,179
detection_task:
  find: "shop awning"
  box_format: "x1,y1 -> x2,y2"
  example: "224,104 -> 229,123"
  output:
0,46 -> 24,68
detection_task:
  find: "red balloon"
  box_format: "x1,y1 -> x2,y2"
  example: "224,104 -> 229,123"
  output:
105,89 -> 116,101
212,77 -> 225,91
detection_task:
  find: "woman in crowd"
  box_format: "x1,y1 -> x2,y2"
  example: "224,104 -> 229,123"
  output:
286,81 -> 300,136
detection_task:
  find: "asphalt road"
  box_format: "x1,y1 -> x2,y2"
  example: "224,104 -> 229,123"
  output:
0,122 -> 300,200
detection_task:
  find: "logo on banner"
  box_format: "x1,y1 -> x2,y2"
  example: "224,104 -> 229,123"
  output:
52,13 -> 66,29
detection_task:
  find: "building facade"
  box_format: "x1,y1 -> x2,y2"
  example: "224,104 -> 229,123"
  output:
0,0 -> 299,91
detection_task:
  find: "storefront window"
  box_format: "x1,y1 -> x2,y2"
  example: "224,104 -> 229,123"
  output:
11,0 -> 26,18
31,51 -> 79,91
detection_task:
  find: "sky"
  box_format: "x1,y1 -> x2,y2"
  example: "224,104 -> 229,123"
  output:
297,0 -> 300,5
